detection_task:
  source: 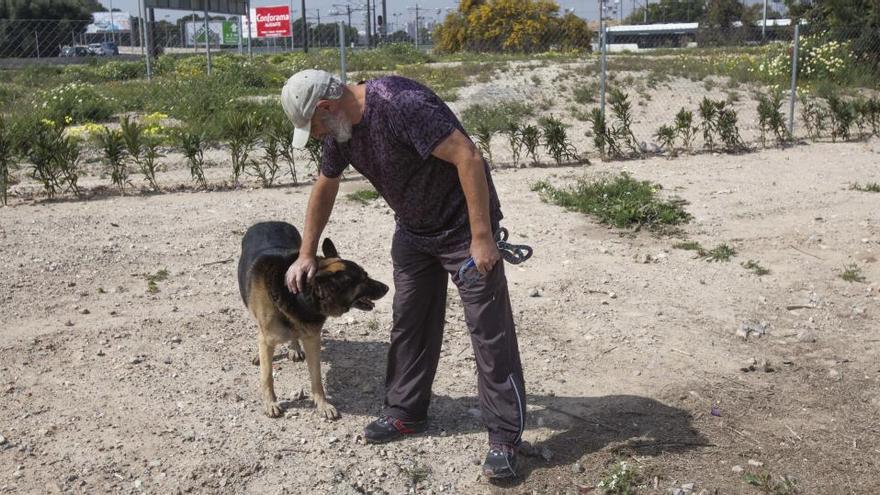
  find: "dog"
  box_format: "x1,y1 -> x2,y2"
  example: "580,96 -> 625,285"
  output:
238,221 -> 388,419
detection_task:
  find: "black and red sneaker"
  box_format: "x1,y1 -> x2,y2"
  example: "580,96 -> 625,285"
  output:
363,416 -> 428,444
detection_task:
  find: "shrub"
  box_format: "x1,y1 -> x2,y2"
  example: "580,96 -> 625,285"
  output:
33,82 -> 115,124
253,128 -> 282,187
540,115 -> 579,165
224,111 -> 258,183
716,104 -> 746,152
674,108 -> 698,151
533,173 -> 690,230
461,101 -> 534,135
21,120 -> 81,199
504,123 -> 524,167
473,124 -> 494,165
95,127 -> 128,193
177,128 -> 208,189
304,138 -> 323,170
654,125 -> 677,157
0,115 -> 13,205
826,95 -> 855,142
520,124 -> 541,164
756,92 -> 788,147
801,96 -> 828,141
588,108 -> 621,159
608,89 -> 641,156
699,97 -> 719,151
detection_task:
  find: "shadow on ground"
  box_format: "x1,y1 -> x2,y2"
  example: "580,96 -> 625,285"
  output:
266,338 -> 711,484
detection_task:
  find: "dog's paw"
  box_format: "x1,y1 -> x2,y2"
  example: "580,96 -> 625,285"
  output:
251,354 -> 260,366
316,401 -> 339,420
263,401 -> 284,418
287,346 -> 305,362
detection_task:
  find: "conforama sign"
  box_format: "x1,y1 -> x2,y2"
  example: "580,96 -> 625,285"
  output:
256,6 -> 291,37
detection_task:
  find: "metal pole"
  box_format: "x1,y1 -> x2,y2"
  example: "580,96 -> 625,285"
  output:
788,23 -> 799,136
366,0 -> 372,47
644,0 -> 647,23
339,22 -> 347,84
317,9 -> 321,48
238,14 -> 243,54
246,0 -> 253,57
138,0 -> 145,54
34,31 -> 40,58
415,5 -> 419,49
762,0 -> 768,40
290,0 -> 293,51
600,23 -> 607,120
204,6 -> 212,75
301,0 -> 308,52
382,0 -> 387,42
144,9 -> 153,80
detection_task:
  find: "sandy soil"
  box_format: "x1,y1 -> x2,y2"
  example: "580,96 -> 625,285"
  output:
1,136 -> 879,494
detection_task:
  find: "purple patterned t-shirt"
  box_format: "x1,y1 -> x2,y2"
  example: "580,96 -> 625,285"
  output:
321,76 -> 503,254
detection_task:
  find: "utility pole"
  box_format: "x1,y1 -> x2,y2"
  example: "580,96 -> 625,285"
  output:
381,0 -> 387,42
301,0 -> 308,52
644,0 -> 647,23
204,3 -> 211,75
407,5 -> 420,49
366,0 -> 372,47
762,0 -> 768,40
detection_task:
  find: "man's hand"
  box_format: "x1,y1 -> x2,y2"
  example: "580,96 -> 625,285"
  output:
470,233 -> 500,275
286,255 -> 318,294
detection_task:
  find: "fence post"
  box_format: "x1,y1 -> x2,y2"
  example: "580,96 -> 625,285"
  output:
600,25 -> 607,120
144,13 -> 153,81
788,23 -> 800,136
339,22 -> 347,84
204,5 -> 212,75
34,31 -> 40,59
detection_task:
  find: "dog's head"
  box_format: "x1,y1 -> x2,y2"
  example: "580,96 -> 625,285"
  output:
310,238 -> 389,317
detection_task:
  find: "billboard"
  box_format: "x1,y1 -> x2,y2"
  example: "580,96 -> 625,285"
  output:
186,20 -> 240,45
86,12 -> 132,33
255,6 -> 292,38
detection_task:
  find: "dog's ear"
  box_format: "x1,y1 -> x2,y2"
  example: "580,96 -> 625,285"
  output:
322,238 -> 339,258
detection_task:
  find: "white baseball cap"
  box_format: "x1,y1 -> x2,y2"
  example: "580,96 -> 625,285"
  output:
280,69 -> 344,149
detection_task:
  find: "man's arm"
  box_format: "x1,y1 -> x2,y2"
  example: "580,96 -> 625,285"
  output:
431,129 -> 500,275
286,173 -> 341,293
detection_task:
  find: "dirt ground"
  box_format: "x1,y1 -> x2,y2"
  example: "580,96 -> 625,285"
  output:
1,136 -> 879,495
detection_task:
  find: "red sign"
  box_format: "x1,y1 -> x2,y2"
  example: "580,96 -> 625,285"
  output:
256,6 -> 291,38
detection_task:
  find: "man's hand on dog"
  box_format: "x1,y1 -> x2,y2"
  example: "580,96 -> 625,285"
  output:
286,256 -> 318,293
470,234 -> 500,275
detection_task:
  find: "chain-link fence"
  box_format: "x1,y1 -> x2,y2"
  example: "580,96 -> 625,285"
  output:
1,15 -> 879,202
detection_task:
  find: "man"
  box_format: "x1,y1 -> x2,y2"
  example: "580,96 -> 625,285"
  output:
280,69 -> 526,479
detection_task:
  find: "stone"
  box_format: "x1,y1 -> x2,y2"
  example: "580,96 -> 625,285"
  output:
747,459 -> 764,468
797,329 -> 817,343
64,320 -> 74,327
731,465 -> 744,473
79,308 -> 90,315
170,336 -> 182,344
540,446 -> 553,461
133,479 -> 143,490
528,288 -> 540,298
828,369 -> 841,380
0,435 -> 6,445
741,358 -> 757,372
571,462 -> 585,474
681,482 -> 695,491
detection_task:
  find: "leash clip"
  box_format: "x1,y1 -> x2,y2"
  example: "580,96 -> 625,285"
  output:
457,228 -> 533,286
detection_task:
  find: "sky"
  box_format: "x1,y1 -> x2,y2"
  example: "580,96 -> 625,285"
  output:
96,0 -> 786,32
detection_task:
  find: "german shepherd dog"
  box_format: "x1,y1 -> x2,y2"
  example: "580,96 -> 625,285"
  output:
238,221 -> 388,419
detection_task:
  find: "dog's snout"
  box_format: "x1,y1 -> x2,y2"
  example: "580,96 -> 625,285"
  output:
370,280 -> 390,299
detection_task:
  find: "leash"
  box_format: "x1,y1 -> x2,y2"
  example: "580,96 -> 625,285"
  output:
458,227 -> 533,286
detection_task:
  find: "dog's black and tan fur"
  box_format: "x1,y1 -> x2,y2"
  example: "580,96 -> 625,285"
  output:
238,221 -> 388,419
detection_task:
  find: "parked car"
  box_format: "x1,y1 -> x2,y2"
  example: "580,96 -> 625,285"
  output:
86,42 -> 119,56
60,46 -> 90,57
99,42 -> 119,55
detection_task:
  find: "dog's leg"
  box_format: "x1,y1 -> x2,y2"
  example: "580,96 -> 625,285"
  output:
300,334 -> 339,420
287,339 -> 306,362
258,333 -> 283,418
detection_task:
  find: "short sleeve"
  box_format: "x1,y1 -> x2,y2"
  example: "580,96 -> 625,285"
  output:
320,138 -> 348,178
392,90 -> 457,160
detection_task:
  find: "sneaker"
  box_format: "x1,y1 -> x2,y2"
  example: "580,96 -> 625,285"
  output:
363,416 -> 428,444
482,443 -> 518,479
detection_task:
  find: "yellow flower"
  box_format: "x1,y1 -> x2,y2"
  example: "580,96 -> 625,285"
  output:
40,118 -> 55,128
64,115 -> 73,124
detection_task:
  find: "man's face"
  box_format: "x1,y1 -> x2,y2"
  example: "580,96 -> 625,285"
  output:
310,105 -> 352,143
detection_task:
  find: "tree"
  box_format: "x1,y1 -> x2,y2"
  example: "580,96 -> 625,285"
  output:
0,0 -> 104,57
434,0 -> 592,53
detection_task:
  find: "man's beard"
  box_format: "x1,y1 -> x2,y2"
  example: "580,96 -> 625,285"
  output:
321,111 -> 352,143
